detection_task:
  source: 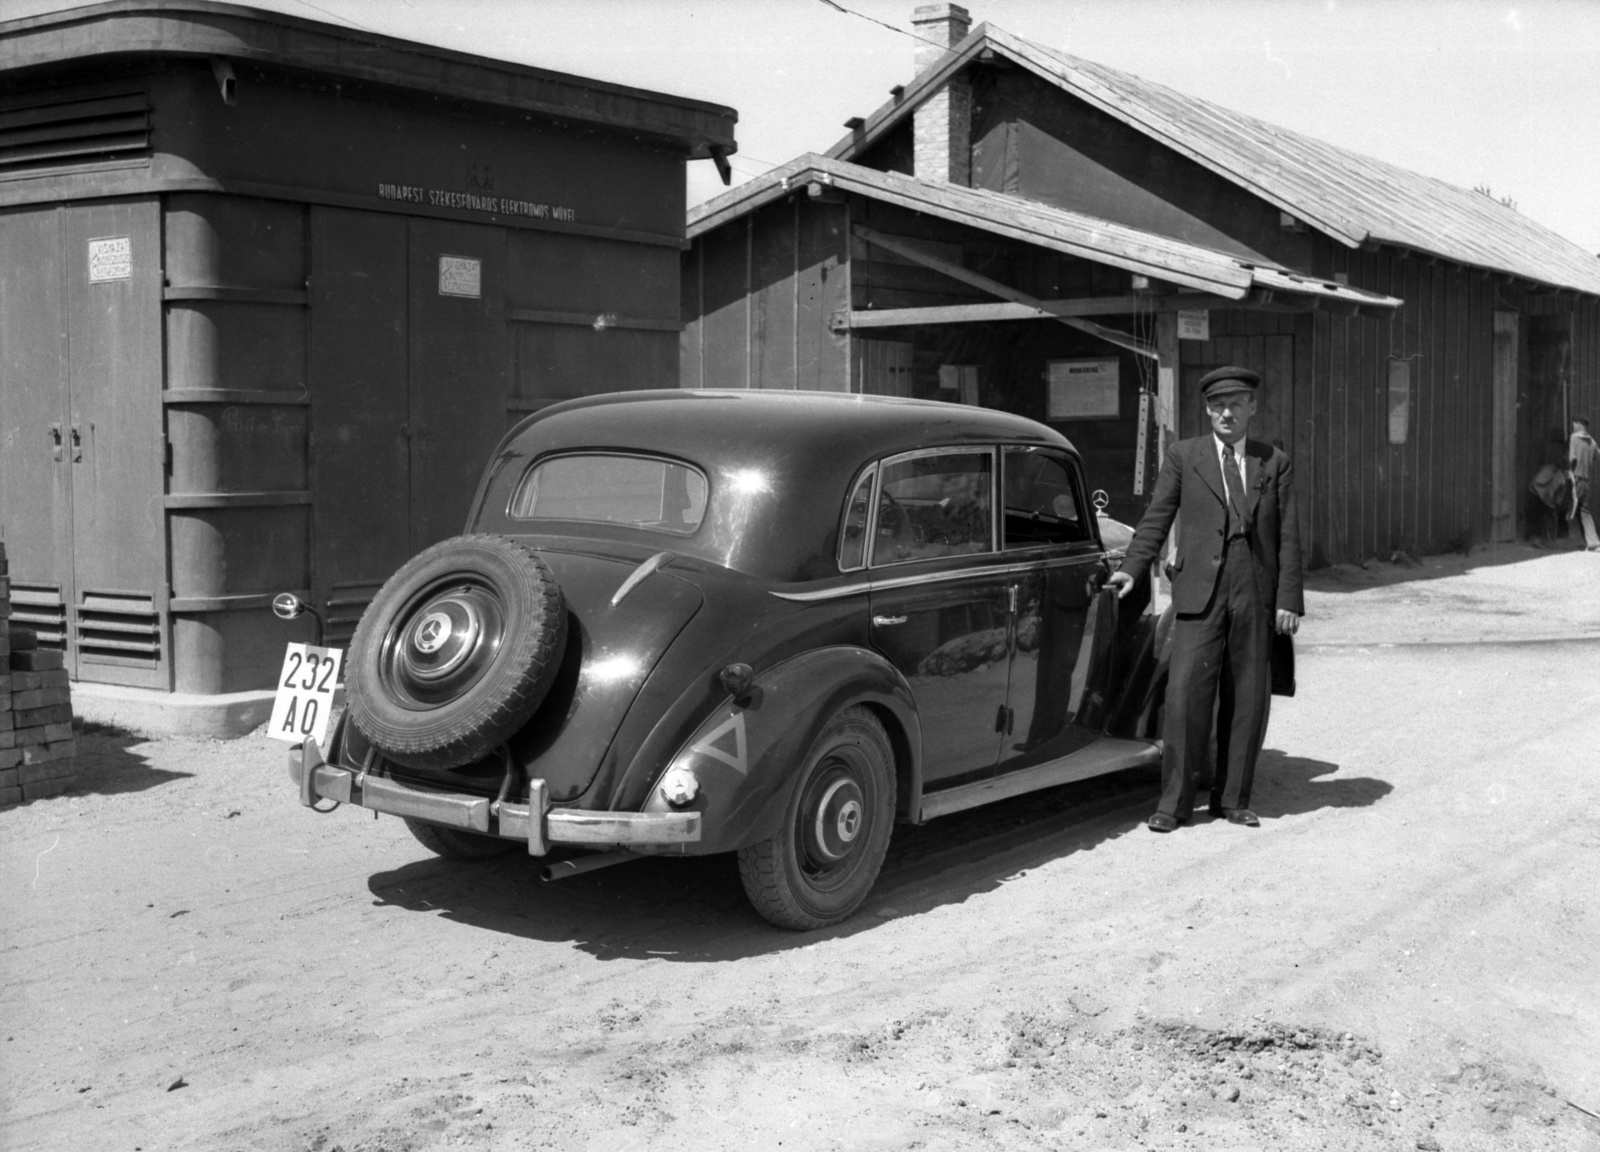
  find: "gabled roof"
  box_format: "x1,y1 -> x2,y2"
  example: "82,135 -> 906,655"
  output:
688,154 -> 1401,316
827,24 -> 1600,297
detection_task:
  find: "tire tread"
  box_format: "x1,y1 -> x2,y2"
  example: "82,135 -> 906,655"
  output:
347,534 -> 568,769
737,706 -> 894,931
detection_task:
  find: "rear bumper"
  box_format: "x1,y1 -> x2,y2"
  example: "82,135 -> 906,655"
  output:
287,742 -> 700,855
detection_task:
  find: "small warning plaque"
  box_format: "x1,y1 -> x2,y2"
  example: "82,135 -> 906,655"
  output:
438,254 -> 481,298
268,643 -> 343,747
88,237 -> 132,282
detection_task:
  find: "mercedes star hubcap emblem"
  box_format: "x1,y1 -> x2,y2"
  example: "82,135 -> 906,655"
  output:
415,611 -> 452,653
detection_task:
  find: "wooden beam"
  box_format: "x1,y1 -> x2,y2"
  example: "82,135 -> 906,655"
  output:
853,224 -> 1158,359
847,292 -> 1243,329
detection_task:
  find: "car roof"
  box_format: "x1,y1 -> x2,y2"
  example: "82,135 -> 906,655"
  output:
510,389 -> 1071,463
492,390 -> 1080,584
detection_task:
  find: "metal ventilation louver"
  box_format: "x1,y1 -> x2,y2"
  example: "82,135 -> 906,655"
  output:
9,584 -> 68,650
0,91 -> 150,174
76,590 -> 160,667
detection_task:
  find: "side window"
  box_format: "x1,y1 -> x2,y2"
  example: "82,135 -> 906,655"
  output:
838,465 -> 875,571
871,450 -> 993,566
1003,447 -> 1089,549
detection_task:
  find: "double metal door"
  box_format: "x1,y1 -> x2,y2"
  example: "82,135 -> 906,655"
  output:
0,199 -> 166,686
308,209 -> 509,642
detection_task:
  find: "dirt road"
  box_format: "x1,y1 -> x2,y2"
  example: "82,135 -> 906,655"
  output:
3,551 -> 1599,1151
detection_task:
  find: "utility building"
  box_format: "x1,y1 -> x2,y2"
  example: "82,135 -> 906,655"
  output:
0,2 -> 735,726
682,5 -> 1600,566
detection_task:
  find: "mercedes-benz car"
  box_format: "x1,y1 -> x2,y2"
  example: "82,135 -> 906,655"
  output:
287,390 -> 1170,929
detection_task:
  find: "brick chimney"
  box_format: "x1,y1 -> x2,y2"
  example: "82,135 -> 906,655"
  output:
911,3 -> 973,185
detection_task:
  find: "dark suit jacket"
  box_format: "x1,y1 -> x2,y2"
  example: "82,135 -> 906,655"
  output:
1118,435 -> 1304,617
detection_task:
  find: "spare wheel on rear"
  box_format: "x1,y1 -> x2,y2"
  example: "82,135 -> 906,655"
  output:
346,534 -> 567,770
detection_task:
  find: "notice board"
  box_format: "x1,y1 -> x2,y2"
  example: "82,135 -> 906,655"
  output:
1047,358 -> 1120,420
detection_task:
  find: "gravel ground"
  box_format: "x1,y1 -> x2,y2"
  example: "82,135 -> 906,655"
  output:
1300,541 -> 1600,645
2,549 -> 1598,1151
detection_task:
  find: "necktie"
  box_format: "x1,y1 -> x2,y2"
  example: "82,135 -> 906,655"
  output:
1222,444 -> 1246,537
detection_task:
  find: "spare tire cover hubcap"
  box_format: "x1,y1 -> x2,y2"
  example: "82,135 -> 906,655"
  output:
385,584 -> 505,707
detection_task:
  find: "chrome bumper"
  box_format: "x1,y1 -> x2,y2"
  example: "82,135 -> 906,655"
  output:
287,742 -> 700,855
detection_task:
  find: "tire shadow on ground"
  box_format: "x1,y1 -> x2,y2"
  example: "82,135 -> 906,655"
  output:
363,767 -> 1156,962
362,754 -> 1390,962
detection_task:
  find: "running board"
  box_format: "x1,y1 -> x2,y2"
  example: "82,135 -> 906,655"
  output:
917,737 -> 1162,822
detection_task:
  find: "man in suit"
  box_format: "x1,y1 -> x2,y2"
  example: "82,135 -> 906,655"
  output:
1107,365 -> 1304,831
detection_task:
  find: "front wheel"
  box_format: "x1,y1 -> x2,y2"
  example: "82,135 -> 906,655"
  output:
737,706 -> 896,930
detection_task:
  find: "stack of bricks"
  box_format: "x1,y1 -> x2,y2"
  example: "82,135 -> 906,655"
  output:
1,542 -> 77,808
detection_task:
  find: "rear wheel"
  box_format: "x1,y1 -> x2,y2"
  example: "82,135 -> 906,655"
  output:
404,818 -> 517,860
737,706 -> 895,930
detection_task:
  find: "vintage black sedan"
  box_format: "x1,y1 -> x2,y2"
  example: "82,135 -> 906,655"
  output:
287,390 -> 1169,929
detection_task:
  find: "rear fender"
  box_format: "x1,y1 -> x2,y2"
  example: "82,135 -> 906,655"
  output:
640,646 -> 921,854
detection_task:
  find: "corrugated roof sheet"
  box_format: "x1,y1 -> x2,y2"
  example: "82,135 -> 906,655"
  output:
828,23 -> 1600,297
688,155 -> 1401,314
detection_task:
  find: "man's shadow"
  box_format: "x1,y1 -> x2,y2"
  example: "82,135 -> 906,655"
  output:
1241,748 -> 1391,818
364,750 -> 1388,959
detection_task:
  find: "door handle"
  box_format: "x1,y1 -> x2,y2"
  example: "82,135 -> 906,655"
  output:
70,425 -> 82,463
49,423 -> 62,462
871,615 -> 907,627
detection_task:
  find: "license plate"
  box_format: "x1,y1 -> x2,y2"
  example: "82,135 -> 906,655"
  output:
268,643 -> 344,747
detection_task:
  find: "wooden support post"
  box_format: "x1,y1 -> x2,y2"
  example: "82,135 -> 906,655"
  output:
1156,311 -> 1180,450
1153,312 -> 1180,606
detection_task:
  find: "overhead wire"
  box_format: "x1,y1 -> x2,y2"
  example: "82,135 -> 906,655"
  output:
811,0 -> 960,53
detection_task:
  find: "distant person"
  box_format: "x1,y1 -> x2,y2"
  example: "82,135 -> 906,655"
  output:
1571,417 -> 1599,552
1108,366 -> 1304,832
1528,463 -> 1570,547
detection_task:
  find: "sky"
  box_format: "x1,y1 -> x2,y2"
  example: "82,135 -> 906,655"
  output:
4,0 -> 1597,254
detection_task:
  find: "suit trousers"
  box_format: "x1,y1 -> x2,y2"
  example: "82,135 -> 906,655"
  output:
1157,535 -> 1272,819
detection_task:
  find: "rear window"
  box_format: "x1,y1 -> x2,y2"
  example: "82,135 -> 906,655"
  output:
510,453 -> 708,535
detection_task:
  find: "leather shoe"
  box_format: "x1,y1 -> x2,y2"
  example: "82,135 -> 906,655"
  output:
1147,812 -> 1181,833
1223,808 -> 1260,827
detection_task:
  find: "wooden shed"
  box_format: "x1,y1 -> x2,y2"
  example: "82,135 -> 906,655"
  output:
683,4 -> 1600,567
0,1 -> 735,724
683,155 -> 1400,536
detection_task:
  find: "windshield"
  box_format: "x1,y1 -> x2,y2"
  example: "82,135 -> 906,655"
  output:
510,453 -> 708,535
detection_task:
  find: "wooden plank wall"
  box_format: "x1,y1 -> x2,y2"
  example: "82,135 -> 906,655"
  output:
683,196 -> 1600,566
680,195 -> 850,391
1233,237 -> 1600,567
1311,240 -> 1501,564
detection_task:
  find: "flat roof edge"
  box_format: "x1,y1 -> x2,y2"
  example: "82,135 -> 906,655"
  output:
0,2 -> 738,155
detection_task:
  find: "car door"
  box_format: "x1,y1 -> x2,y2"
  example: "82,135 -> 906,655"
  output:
865,447 -> 1011,790
997,447 -> 1117,774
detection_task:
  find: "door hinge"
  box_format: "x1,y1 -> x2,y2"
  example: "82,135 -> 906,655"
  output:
159,433 -> 172,474
994,704 -> 1013,734
1008,584 -> 1018,614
